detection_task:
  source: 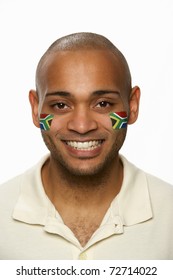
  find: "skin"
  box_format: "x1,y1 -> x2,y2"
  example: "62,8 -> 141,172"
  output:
29,49 -> 140,246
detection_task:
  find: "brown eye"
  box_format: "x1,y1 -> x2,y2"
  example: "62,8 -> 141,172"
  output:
50,102 -> 71,113
56,102 -> 66,109
97,101 -> 111,108
100,101 -> 108,107
52,102 -> 68,109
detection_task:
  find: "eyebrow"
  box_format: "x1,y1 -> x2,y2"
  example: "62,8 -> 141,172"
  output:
45,90 -> 120,98
93,90 -> 120,96
46,91 -> 70,97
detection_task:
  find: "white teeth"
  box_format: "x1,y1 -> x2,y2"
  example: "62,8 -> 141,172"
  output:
66,140 -> 102,150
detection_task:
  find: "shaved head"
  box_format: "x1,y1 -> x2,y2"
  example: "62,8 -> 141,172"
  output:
36,32 -> 132,97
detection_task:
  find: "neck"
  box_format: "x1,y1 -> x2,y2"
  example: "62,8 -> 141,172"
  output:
42,154 -> 123,209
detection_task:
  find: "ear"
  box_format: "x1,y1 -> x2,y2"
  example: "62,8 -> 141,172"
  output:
128,86 -> 141,125
29,90 -> 40,128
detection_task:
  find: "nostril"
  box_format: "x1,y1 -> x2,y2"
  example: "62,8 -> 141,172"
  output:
67,115 -> 98,134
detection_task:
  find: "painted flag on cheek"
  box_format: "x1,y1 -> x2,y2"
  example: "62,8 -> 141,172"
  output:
39,114 -> 54,131
109,112 -> 128,130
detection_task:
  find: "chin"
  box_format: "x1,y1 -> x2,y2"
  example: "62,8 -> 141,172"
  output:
66,167 -> 100,177
59,158 -> 113,177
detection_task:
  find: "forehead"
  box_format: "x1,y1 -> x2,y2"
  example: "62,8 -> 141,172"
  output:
38,49 -> 125,94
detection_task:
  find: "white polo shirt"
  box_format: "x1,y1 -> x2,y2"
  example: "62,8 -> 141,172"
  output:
0,155 -> 173,260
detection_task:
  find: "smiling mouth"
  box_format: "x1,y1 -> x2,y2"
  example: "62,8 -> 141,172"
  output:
65,140 -> 104,151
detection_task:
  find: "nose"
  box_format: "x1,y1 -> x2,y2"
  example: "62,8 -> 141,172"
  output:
67,107 -> 98,134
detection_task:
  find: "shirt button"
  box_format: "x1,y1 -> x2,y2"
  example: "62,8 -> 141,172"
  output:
79,252 -> 87,260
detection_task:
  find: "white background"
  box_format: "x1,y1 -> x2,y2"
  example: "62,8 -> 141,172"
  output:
0,0 -> 173,184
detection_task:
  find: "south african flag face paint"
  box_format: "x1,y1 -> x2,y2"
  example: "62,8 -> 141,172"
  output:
109,111 -> 128,130
39,114 -> 54,131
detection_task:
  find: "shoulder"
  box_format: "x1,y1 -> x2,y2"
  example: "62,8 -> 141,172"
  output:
0,155 -> 49,209
121,154 -> 173,191
122,157 -> 173,212
0,175 -> 23,213
121,154 -> 173,204
145,172 -> 173,204
0,175 -> 22,196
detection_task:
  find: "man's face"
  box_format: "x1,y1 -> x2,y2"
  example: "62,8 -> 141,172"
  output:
35,50 -> 130,176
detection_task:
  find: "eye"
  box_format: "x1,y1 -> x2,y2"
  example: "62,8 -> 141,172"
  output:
50,102 -> 70,111
54,102 -> 68,109
49,101 -> 71,113
96,101 -> 113,108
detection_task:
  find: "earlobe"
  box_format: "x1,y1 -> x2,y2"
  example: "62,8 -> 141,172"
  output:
128,86 -> 141,125
29,90 -> 40,128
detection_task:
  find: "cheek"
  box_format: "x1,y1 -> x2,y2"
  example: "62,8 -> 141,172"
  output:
50,115 -> 67,131
97,111 -> 128,131
39,114 -> 67,132
97,114 -> 113,131
109,111 -> 128,130
39,114 -> 54,131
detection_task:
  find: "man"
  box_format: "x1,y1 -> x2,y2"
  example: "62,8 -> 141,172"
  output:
0,32 -> 173,260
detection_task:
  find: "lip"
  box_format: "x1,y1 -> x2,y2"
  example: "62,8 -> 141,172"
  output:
62,139 -> 105,158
